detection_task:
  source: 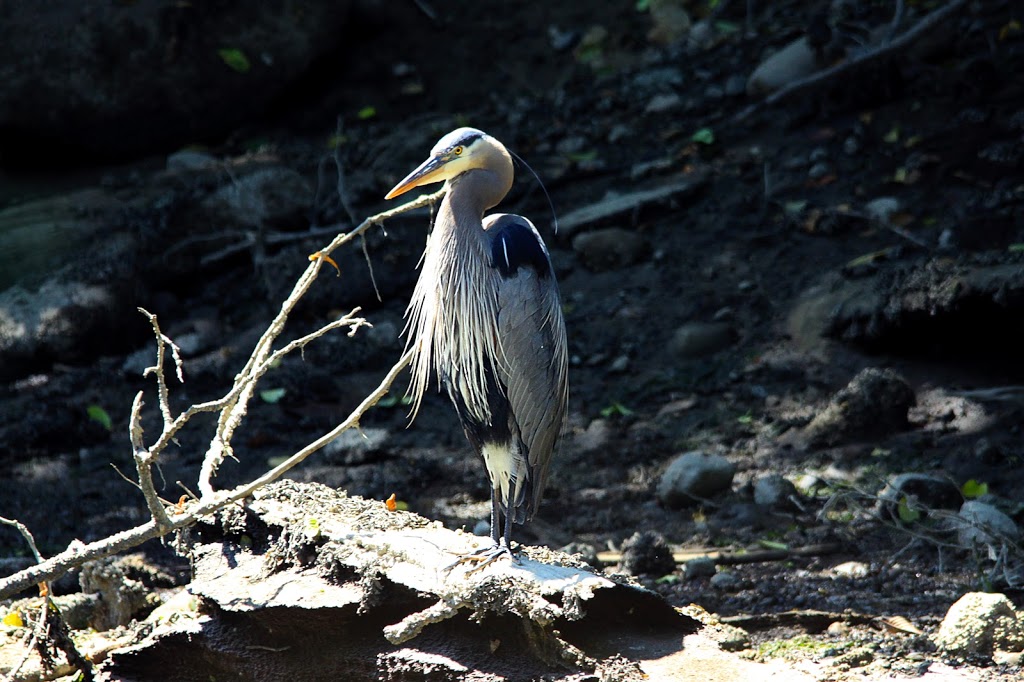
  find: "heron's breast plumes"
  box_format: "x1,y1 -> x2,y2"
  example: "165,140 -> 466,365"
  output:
405,211 -> 501,425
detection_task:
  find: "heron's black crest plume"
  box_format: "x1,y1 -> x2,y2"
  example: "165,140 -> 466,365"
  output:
508,148 -> 558,235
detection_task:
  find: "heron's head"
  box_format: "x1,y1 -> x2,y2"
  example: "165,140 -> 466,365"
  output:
385,127 -> 511,200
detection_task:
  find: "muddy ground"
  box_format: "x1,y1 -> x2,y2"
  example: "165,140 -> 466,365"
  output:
2,0 -> 1024,679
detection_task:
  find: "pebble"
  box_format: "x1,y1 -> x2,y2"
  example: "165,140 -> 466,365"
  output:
656,450 -> 736,508
572,228 -> 647,271
956,500 -> 1020,548
831,561 -> 869,579
753,474 -> 798,509
709,571 -> 739,591
686,20 -> 715,53
609,355 -> 630,373
645,93 -> 683,114
684,557 -> 717,580
933,592 -> 1024,655
808,161 -> 831,180
724,75 -> 746,97
669,321 -> 735,358
843,136 -> 860,155
575,418 -> 611,452
747,37 -> 818,95
864,196 -> 901,224
803,368 -> 915,448
166,149 -> 217,172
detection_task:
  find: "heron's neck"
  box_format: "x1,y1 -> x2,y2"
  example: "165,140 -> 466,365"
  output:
443,167 -> 512,232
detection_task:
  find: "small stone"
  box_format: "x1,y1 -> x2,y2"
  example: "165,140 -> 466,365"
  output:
724,75 -> 746,97
572,228 -> 647,271
876,473 -> 962,522
669,321 -> 735,358
709,571 -> 738,591
684,557 -> 716,580
747,37 -> 817,95
934,592 -> 1024,655
472,520 -> 490,537
367,320 -> 399,348
166,149 -> 217,171
831,561 -> 869,579
956,500 -> 1020,548
575,418 -> 611,452
645,93 -> 682,113
686,20 -> 715,53
657,451 -> 736,508
843,136 -> 860,155
609,355 -> 629,373
864,196 -> 902,224
803,368 -> 915,448
808,161 -> 831,180
827,621 -> 850,636
620,530 -> 676,576
704,84 -> 724,100
753,474 -> 798,509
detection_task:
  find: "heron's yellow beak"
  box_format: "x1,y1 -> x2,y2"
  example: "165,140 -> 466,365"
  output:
385,155 -> 449,200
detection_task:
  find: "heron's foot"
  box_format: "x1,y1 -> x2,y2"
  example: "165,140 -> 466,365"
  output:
444,541 -> 518,574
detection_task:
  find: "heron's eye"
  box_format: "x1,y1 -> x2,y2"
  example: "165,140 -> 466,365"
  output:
453,146 -> 464,156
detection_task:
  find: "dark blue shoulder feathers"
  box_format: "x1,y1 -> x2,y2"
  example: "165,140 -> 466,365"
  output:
485,214 -> 552,279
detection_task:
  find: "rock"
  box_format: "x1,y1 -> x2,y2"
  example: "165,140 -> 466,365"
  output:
808,161 -> 831,180
79,556 -> 161,631
200,166 -> 311,230
753,474 -> 798,509
559,542 -> 600,568
710,571 -> 739,591
166,149 -> 218,172
747,38 -> 818,96
724,75 -> 747,97
572,227 -> 647,271
620,530 -> 676,576
645,92 -> 683,114
647,0 -> 690,46
684,557 -> 717,580
657,451 -> 736,508
876,473 -> 962,522
934,592 -> 1024,656
686,20 -> 716,53
558,173 -> 708,237
955,501 -> 1020,548
831,561 -> 869,579
864,196 -> 902,224
803,368 -> 915,448
0,278 -> 138,382
669,321 -> 735,358
0,2 -> 353,160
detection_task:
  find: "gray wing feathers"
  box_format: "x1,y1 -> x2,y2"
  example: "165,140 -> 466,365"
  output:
494,268 -> 568,516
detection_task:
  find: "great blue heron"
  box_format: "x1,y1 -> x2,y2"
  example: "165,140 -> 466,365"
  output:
385,127 -> 568,564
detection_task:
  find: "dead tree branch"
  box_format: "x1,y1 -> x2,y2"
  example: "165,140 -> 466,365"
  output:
0,188 -> 443,601
734,0 -> 969,122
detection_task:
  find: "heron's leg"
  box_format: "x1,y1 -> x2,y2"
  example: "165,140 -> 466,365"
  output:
501,497 -> 514,550
490,487 -> 502,546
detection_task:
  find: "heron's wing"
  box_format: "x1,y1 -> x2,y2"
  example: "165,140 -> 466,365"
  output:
487,214 -> 568,515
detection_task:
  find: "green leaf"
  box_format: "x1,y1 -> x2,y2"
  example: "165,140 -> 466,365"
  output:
737,411 -> 753,425
883,126 -> 900,144
217,48 -> 251,74
897,495 -> 921,523
961,479 -> 989,499
758,539 -> 789,551
783,199 -> 808,215
357,106 -> 377,120
87,404 -> 113,431
1008,243 -> 1024,253
260,388 -> 286,404
655,573 -> 679,584
635,0 -> 651,11
599,402 -> 633,418
713,20 -> 741,34
567,150 -> 598,162
690,127 -> 716,145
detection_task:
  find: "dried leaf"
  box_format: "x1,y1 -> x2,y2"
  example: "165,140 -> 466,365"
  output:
385,493 -> 397,512
309,251 -> 341,276
260,388 -> 286,404
880,616 -> 923,635
2,611 -> 23,627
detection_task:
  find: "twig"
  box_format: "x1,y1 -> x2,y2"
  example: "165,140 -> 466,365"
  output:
733,0 -> 969,122
198,188 -> 444,497
595,542 -> 843,567
0,516 -> 44,563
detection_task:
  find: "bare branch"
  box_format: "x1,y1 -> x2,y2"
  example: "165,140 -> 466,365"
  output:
0,516 -> 44,564
0,349 -> 413,600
